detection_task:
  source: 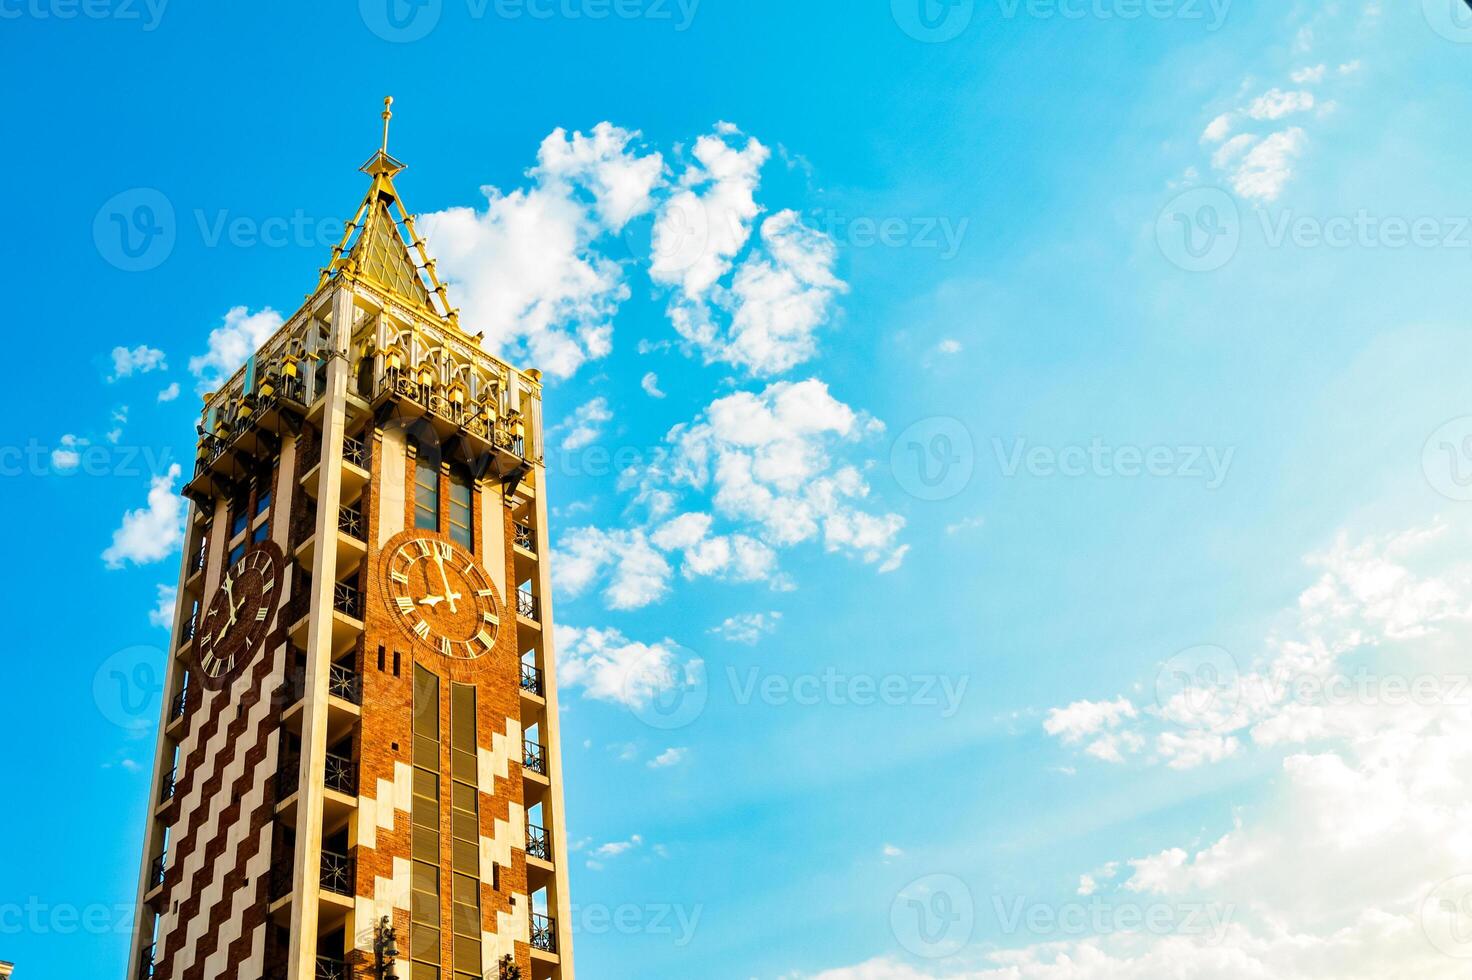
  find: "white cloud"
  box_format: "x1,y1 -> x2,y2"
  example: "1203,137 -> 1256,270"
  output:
936,338 -> 963,356
708,611 -> 783,645
1227,127 -> 1307,202
1247,88 -> 1315,120
556,396 -> 614,452
946,516 -> 985,536
110,345 -> 167,380
1292,64 -> 1327,84
1201,113 -> 1234,143
556,624 -> 700,709
594,835 -> 643,859
647,747 -> 687,769
52,434 -> 86,471
554,527 -> 672,610
157,382 -> 180,403
422,124 -> 662,379
641,371 -> 667,398
148,584 -> 177,628
103,464 -> 185,569
189,306 -> 284,389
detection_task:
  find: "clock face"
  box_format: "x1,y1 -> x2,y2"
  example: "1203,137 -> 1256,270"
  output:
383,535 -> 500,660
196,541 -> 284,686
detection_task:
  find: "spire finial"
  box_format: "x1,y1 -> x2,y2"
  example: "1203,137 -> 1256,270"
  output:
381,96 -> 394,155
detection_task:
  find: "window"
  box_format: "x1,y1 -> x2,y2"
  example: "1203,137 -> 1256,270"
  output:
414,454 -> 440,532
228,542 -> 246,567
230,501 -> 249,539
255,488 -> 272,517
252,523 -> 269,544
412,666 -> 442,980
449,469 -> 473,549
451,684 -> 482,978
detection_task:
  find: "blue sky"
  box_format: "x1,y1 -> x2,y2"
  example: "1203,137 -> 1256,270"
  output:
6,1 -> 1472,977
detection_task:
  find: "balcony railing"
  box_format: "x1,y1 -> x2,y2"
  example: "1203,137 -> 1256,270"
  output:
170,687 -> 189,722
149,852 -> 167,890
158,767 -> 177,805
524,739 -> 548,776
514,521 -> 536,552
517,589 -> 539,621
137,944 -> 156,980
333,581 -> 363,619
527,822 -> 551,862
315,956 -> 346,980
338,503 -> 365,541
324,752 -> 358,795
179,614 -> 197,646
321,850 -> 354,896
531,913 -> 557,954
520,662 -> 544,697
191,542 -> 207,573
328,662 -> 362,704
343,434 -> 367,468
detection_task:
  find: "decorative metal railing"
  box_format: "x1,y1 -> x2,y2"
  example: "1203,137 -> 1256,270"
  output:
315,956 -> 346,980
517,589 -> 539,621
338,503 -> 365,540
343,434 -> 367,468
514,521 -> 536,552
328,662 -> 362,704
526,822 -> 551,862
530,913 -> 557,954
158,767 -> 177,805
170,687 -> 189,722
137,944 -> 156,979
333,581 -> 363,619
520,662 -> 544,697
320,851 -> 354,896
523,740 -> 548,776
149,852 -> 167,890
324,752 -> 358,795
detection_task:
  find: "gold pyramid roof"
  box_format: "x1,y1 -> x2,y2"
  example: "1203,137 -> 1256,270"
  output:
319,98 -> 460,329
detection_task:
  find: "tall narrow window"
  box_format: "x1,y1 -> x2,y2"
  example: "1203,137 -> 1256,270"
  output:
412,666 -> 442,980
450,684 -> 482,980
448,469 -> 473,550
414,453 -> 440,532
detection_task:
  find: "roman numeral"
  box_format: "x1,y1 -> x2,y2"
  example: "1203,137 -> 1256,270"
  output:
475,629 -> 494,650
436,541 -> 452,559
391,569 -> 410,585
440,637 -> 451,656
256,606 -> 269,622
395,597 -> 415,614
413,620 -> 431,640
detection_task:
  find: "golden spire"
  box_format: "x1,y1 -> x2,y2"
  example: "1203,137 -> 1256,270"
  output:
381,96 -> 393,156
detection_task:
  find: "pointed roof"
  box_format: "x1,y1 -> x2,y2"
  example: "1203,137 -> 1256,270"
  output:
320,98 -> 460,329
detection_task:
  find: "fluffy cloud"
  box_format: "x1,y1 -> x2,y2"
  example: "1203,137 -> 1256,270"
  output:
102,464 -> 185,568
52,434 -> 86,471
647,747 -> 687,769
421,124 -> 663,379
148,584 -> 177,628
555,396 -> 614,452
1227,127 -> 1307,202
157,382 -> 180,403
557,625 -> 700,711
641,372 -> 667,398
708,611 -> 783,645
189,306 -> 284,389
110,345 -> 167,380
802,520 -> 1472,979
1246,88 -> 1315,120
557,379 -> 905,609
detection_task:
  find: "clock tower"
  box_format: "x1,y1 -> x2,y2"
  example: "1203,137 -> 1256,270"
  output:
127,100 -> 577,980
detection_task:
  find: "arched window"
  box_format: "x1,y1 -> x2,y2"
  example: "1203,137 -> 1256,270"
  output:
449,467 -> 473,549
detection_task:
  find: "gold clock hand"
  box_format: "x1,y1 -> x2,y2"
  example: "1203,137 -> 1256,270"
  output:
432,548 -> 458,614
